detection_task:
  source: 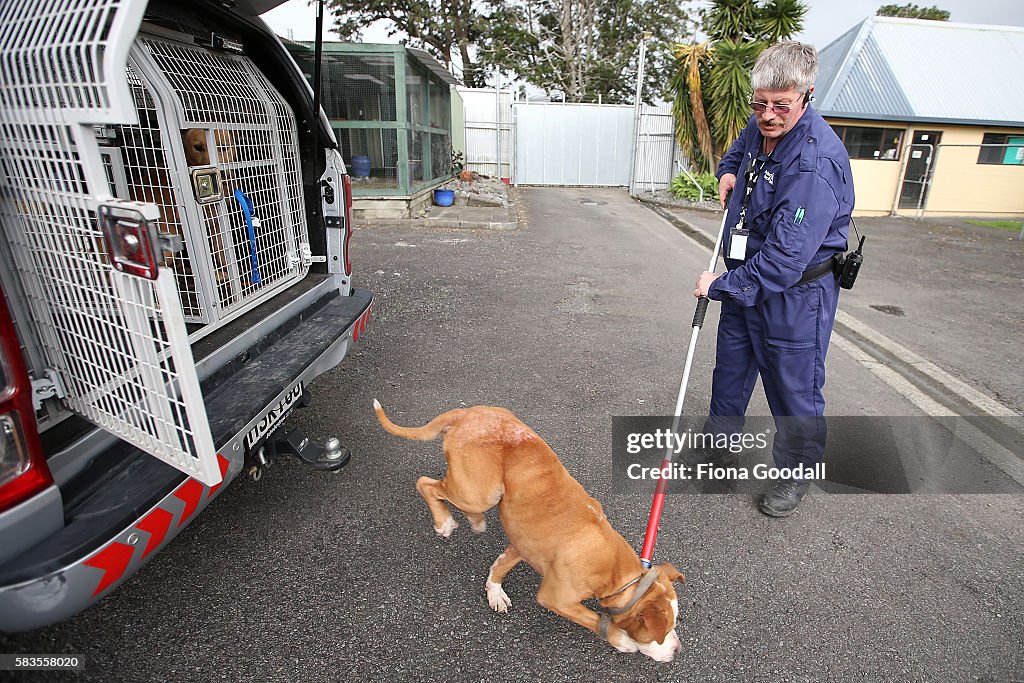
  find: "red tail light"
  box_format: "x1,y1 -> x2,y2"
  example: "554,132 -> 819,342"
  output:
0,292 -> 52,513
342,174 -> 353,276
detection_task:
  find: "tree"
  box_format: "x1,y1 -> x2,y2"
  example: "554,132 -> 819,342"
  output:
671,42 -> 714,172
876,3 -> 951,20
327,0 -> 693,103
326,0 -> 490,87
670,0 -> 807,174
480,0 -> 695,104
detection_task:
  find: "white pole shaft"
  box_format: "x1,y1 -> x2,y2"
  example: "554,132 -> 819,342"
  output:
668,207 -> 729,440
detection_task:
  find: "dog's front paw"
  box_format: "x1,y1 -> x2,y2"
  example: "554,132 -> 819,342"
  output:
485,580 -> 512,613
434,516 -> 459,538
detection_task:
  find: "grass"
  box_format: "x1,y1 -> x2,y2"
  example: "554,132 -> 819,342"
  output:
965,219 -> 1024,233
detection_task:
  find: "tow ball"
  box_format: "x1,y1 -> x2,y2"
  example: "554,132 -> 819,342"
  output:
247,428 -> 351,480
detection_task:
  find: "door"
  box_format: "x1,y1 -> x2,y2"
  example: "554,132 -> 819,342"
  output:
461,88 -> 514,181
898,130 -> 942,210
0,0 -> 223,486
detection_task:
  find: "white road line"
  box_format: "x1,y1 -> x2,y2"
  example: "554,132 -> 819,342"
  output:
834,310 -> 1017,417
832,335 -> 1024,487
827,334 -> 951,416
643,204 -> 1024,488
947,417 -> 1024,488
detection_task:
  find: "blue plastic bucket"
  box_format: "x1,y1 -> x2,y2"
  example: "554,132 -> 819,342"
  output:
351,155 -> 371,178
433,189 -> 455,207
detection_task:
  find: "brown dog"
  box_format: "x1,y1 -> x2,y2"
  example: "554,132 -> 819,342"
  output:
182,127 -> 237,167
179,128 -> 236,286
373,401 -> 685,662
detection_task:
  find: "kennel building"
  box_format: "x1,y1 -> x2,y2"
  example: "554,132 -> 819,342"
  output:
287,41 -> 463,218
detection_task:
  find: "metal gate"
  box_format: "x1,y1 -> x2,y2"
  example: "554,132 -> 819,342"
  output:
630,105 -> 679,195
460,88 -> 514,181
512,102 -> 634,186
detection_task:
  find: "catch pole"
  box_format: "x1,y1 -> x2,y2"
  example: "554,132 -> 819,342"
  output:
640,205 -> 730,568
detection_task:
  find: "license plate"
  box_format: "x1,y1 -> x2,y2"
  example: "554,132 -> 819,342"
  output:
246,382 -> 303,450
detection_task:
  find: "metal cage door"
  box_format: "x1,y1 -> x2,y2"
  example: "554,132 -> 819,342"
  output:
0,0 -> 222,485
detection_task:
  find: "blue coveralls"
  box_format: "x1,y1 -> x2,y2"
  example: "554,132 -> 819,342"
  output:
707,106 -> 854,470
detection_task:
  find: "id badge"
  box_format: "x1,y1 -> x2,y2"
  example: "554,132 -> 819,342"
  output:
728,226 -> 749,261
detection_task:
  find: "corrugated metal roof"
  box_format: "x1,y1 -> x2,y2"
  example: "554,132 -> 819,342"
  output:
817,16 -> 1024,127
406,47 -> 462,87
287,42 -> 462,87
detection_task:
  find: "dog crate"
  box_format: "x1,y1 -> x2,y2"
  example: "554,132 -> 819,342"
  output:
120,31 -> 310,324
0,1 -> 318,483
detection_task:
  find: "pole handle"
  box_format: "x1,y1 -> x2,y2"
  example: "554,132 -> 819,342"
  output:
692,296 -> 709,328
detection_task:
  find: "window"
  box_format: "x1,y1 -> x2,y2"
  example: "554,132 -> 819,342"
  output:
978,133 -> 1024,165
831,125 -> 904,160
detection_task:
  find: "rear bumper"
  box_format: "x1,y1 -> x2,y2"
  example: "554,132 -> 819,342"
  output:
0,287 -> 372,632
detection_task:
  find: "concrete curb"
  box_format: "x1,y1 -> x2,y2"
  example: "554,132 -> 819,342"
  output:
357,188 -> 520,231
357,217 -> 518,231
643,202 -> 720,250
632,193 -> 722,213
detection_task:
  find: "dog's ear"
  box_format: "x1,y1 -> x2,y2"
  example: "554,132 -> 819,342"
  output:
656,562 -> 686,586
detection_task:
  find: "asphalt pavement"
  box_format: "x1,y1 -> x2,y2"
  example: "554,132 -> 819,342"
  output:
1,187 -> 1021,682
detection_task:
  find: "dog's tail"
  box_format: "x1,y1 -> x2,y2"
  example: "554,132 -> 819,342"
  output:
373,399 -> 465,441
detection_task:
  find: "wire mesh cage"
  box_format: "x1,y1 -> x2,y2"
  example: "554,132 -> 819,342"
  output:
0,0 -> 312,483
287,43 -> 458,195
117,34 -> 310,323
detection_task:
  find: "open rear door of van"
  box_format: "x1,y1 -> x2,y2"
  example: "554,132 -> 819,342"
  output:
0,0 -> 222,486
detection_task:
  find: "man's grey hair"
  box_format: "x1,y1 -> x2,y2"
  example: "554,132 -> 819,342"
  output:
751,41 -> 818,94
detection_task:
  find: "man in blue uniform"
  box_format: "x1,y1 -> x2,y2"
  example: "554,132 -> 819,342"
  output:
694,41 -> 855,516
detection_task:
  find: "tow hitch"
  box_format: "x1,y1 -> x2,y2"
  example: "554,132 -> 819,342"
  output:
273,429 -> 351,470
248,430 -> 351,480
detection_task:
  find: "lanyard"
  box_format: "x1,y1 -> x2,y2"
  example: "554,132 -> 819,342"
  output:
735,153 -> 768,231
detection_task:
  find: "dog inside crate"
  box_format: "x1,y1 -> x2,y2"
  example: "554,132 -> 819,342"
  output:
106,32 -> 307,329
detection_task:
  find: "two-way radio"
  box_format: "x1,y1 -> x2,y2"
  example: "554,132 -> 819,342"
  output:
836,219 -> 865,290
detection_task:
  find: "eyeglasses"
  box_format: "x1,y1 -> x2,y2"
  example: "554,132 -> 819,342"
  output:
749,91 -> 812,115
749,100 -> 797,115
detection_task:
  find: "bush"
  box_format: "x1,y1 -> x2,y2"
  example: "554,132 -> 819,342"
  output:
669,172 -> 717,202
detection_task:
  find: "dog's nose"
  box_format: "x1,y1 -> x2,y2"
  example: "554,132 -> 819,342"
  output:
666,632 -> 682,658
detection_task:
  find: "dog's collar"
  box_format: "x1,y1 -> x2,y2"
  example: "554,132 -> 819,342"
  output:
599,575 -> 643,602
596,567 -> 660,641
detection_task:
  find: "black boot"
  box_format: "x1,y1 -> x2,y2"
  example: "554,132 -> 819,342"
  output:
759,478 -> 811,517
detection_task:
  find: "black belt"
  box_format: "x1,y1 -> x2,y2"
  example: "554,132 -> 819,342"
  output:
795,256 -> 839,286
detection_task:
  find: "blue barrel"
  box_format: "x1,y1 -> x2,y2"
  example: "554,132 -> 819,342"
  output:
351,155 -> 371,178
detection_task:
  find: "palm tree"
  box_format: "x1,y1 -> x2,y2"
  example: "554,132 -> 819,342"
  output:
706,0 -> 759,41
670,42 -> 714,173
707,39 -> 763,154
671,0 -> 807,174
758,0 -> 809,43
